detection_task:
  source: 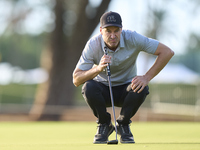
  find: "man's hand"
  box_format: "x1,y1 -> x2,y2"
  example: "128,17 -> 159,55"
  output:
97,54 -> 112,72
72,55 -> 112,87
131,75 -> 149,93
131,42 -> 174,93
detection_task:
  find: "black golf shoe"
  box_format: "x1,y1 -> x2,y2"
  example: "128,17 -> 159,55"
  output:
117,123 -> 135,143
93,122 -> 114,144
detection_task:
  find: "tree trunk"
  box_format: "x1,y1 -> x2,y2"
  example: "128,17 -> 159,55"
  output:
30,0 -> 111,120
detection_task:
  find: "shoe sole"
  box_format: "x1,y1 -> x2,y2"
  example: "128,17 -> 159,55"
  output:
120,140 -> 135,144
93,141 -> 107,144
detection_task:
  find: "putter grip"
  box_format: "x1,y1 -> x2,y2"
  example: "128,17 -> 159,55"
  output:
104,47 -> 111,76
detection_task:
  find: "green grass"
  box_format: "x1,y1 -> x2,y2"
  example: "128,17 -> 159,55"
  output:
0,122 -> 199,150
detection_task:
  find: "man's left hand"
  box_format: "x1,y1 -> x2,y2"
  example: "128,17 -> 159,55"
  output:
131,76 -> 149,93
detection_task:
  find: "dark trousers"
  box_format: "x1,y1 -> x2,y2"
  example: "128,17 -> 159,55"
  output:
82,80 -> 149,125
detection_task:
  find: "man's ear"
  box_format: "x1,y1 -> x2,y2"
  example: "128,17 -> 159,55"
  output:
100,27 -> 103,35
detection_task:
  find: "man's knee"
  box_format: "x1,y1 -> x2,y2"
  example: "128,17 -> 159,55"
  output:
140,85 -> 149,95
127,84 -> 149,95
82,80 -> 102,99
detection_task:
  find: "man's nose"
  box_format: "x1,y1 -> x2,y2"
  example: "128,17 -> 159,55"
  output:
110,33 -> 116,39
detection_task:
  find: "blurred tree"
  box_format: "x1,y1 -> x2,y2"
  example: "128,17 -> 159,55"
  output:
0,34 -> 44,69
30,0 -> 111,120
141,0 -> 170,73
176,33 -> 200,73
145,8 -> 166,39
0,0 -> 44,69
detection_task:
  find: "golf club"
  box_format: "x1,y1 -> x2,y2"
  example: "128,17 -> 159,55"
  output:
104,47 -> 118,145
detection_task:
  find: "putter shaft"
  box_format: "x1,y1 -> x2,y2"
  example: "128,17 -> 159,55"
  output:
107,75 -> 118,141
104,47 -> 118,143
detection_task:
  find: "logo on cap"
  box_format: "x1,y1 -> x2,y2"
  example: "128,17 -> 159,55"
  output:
107,15 -> 116,22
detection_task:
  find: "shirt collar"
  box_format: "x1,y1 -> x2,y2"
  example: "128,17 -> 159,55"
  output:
101,32 -> 125,53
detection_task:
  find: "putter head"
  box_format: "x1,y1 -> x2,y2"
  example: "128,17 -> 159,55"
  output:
107,140 -> 118,145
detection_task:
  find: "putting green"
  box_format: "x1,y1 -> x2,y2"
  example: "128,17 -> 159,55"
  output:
0,122 -> 199,150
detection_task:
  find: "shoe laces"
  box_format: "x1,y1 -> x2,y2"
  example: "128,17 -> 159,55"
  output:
97,123 -> 107,134
120,124 -> 131,135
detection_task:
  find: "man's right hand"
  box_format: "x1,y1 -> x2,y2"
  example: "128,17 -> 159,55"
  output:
97,54 -> 112,72
73,55 -> 112,87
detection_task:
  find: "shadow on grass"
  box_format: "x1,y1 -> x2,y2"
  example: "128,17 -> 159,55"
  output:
137,142 -> 200,144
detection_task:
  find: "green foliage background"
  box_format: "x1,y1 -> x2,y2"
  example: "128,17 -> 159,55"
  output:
0,34 -> 47,69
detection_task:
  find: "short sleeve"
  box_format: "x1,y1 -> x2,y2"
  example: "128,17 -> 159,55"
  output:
132,31 -> 159,54
75,41 -> 94,70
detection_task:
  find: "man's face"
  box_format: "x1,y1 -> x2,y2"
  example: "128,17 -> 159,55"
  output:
100,26 -> 122,51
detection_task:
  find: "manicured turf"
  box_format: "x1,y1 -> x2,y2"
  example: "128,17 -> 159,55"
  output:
0,122 -> 199,150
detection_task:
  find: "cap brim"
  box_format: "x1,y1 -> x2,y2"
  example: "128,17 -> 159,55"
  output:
101,24 -> 122,28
